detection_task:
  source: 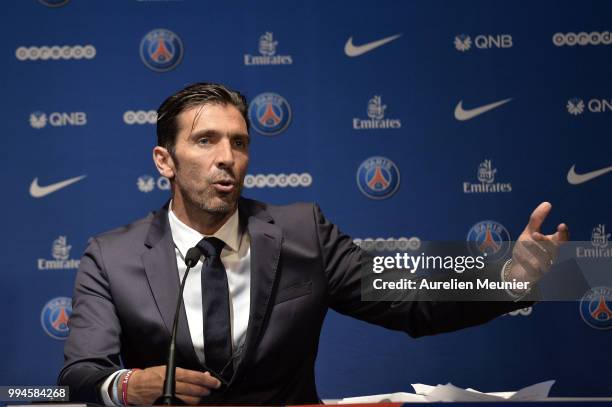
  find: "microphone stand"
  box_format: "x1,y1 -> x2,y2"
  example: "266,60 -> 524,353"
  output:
154,247 -> 202,406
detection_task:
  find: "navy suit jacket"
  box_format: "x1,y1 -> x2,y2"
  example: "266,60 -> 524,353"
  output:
59,198 -> 529,404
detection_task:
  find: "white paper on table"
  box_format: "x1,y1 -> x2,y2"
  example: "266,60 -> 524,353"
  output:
509,380 -> 556,401
411,383 -> 436,396
412,383 -> 509,398
339,392 -> 428,403
426,383 -> 505,402
339,380 -> 555,404
413,380 -> 555,402
467,389 -> 516,399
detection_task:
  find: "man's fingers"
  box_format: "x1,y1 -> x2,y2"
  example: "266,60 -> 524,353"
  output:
175,368 -> 221,389
553,223 -> 570,242
175,381 -> 211,397
531,232 -> 557,254
522,238 -> 553,266
532,224 -> 569,246
513,247 -> 541,278
525,201 -> 552,233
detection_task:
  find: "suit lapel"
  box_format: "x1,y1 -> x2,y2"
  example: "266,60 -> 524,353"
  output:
231,199 -> 282,383
141,205 -> 200,368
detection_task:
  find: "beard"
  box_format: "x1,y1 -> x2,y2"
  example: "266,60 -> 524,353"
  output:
175,169 -> 243,219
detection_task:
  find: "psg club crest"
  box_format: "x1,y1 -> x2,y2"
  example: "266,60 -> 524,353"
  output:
140,29 -> 184,72
41,297 -> 72,340
356,156 -> 400,200
248,92 -> 292,136
580,287 -> 612,330
466,220 -> 511,262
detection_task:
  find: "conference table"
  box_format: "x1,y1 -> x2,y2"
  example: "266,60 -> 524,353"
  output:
8,401 -> 612,407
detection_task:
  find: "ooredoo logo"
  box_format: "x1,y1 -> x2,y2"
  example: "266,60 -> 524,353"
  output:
243,173 -> 312,188
353,237 -> 421,252
124,110 -> 157,125
553,32 -> 612,47
506,307 -> 532,317
16,45 -> 96,61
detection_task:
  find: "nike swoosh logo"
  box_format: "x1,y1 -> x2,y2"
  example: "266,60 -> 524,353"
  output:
29,175 -> 87,198
454,98 -> 513,121
344,34 -> 402,57
567,164 -> 612,185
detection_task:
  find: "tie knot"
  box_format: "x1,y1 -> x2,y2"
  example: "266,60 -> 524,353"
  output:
197,237 -> 225,258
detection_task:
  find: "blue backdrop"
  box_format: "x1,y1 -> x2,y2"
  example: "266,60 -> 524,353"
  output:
1,0 -> 611,400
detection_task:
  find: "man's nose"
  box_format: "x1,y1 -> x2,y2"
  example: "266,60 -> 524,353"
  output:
215,137 -> 235,168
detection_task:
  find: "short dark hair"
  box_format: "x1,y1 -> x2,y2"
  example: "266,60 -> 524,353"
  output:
156,82 -> 250,154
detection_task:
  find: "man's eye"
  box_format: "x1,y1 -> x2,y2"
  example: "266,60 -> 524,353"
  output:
197,138 -> 209,145
234,138 -> 248,148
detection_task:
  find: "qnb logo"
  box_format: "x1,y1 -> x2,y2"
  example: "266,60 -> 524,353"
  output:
567,98 -> 612,115
454,34 -> 513,52
244,31 -> 293,66
124,110 -> 157,125
137,175 -> 170,193
353,237 -> 421,252
41,297 -> 72,340
16,45 -> 96,61
29,111 -> 87,129
506,307 -> 533,317
38,236 -> 80,270
577,224 -> 612,259
553,31 -> 612,47
243,173 -> 312,188
463,159 -> 512,193
566,98 -> 585,115
353,95 -> 402,130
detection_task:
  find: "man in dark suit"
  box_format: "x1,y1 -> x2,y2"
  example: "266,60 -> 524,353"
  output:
58,83 -> 569,405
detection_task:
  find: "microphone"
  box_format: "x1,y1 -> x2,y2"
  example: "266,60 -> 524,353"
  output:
154,246 -> 202,406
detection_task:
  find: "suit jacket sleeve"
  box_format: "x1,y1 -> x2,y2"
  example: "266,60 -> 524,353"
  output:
313,203 -> 533,337
57,237 -> 122,403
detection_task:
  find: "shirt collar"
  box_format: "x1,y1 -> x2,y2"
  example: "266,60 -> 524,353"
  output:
168,201 -> 241,258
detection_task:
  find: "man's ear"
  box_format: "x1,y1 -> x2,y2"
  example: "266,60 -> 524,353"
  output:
153,146 -> 176,179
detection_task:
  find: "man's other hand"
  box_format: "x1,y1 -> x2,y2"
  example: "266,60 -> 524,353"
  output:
127,365 -> 222,405
510,201 -> 570,284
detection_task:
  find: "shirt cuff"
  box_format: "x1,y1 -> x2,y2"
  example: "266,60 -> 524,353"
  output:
500,258 -> 535,301
100,369 -> 128,407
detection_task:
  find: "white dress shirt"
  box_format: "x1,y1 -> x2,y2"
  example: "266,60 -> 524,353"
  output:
100,205 -> 251,406
168,205 -> 251,362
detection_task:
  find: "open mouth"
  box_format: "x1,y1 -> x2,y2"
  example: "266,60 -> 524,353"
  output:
212,180 -> 236,193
